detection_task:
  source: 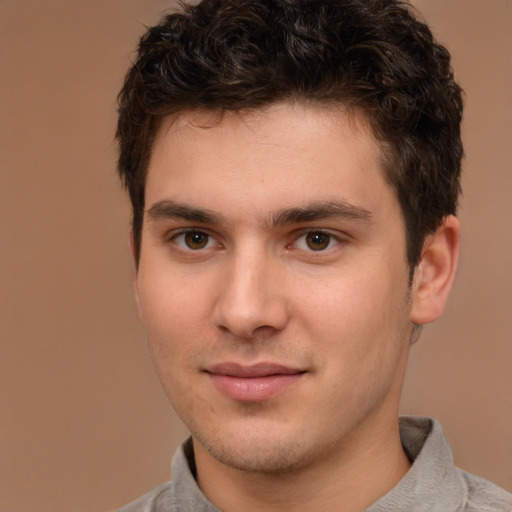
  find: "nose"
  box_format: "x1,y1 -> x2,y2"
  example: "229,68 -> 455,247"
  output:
212,250 -> 289,339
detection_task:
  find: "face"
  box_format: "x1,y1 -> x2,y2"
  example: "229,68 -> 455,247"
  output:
135,103 -> 415,475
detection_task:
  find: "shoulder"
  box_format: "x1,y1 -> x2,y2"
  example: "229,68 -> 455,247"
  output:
461,470 -> 512,512
116,481 -> 175,512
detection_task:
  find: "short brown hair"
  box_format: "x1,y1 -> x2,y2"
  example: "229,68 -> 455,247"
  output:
116,0 -> 463,269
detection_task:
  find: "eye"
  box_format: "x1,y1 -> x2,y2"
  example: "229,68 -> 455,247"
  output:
172,230 -> 217,250
293,231 -> 340,251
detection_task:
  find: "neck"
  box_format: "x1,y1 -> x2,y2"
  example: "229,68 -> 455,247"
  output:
194,413 -> 411,512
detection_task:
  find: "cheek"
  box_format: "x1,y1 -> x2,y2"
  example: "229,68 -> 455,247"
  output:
136,270 -> 213,375
139,263 -> 213,331
295,270 -> 394,334
293,264 -> 410,371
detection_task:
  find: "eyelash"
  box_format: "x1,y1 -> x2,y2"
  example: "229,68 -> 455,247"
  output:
169,229 -> 221,251
289,230 -> 342,252
166,228 -> 345,255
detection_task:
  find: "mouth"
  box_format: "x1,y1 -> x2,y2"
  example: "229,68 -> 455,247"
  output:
205,362 -> 306,402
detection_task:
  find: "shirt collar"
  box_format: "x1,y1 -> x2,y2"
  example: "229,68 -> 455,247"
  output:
170,416 -> 468,512
366,416 -> 468,511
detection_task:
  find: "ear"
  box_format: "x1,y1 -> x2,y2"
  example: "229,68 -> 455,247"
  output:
410,215 -> 460,325
130,230 -> 144,322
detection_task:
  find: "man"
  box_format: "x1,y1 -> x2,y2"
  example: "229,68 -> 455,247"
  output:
115,0 -> 512,510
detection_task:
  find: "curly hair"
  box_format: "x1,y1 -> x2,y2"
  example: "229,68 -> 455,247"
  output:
116,0 -> 463,270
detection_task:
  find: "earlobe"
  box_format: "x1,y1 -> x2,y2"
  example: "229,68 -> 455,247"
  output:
410,215 -> 460,325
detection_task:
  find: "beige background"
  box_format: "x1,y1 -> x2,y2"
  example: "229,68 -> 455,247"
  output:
0,1 -> 510,511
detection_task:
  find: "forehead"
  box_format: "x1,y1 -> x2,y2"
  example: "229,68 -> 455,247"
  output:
153,102 -> 379,157
145,102 -> 396,220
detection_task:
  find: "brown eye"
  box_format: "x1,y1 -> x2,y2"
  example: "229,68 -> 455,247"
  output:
183,231 -> 210,250
305,232 -> 331,251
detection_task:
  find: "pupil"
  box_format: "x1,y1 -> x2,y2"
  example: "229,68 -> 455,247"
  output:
307,232 -> 329,250
185,232 -> 207,249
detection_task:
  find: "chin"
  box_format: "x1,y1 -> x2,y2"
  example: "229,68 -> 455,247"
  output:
194,426 -> 329,475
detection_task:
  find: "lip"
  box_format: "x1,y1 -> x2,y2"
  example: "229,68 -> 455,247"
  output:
206,362 -> 306,402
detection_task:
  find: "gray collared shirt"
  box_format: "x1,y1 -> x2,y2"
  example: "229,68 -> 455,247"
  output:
118,417 -> 512,511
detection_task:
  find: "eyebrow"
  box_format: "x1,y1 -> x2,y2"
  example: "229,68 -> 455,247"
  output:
146,199 -> 372,227
271,200 -> 372,227
146,200 -> 223,224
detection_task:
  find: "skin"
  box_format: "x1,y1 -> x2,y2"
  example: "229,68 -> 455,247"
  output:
134,102 -> 459,511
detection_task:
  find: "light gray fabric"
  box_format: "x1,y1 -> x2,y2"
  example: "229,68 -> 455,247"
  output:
117,416 -> 512,511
